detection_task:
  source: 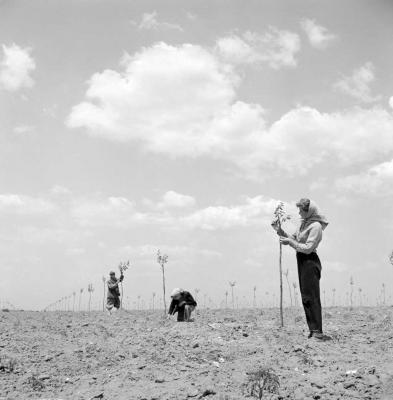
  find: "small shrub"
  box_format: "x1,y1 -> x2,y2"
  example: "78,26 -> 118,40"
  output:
243,367 -> 280,399
0,355 -> 17,373
27,374 -> 45,391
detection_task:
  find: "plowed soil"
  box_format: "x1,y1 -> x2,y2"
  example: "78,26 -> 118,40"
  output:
1,307 -> 393,399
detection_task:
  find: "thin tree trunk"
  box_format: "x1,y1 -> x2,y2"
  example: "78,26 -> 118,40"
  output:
120,282 -> 123,310
279,242 -> 284,327
285,274 -> 293,307
162,266 -> 167,315
103,285 -> 105,311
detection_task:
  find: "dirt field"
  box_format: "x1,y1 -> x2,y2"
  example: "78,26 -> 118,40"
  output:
1,307 -> 393,399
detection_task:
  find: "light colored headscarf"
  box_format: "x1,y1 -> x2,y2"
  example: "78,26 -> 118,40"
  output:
170,288 -> 183,297
300,200 -> 329,231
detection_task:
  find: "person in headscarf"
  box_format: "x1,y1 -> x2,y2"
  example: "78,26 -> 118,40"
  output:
168,288 -> 197,322
106,270 -> 124,315
272,198 -> 330,340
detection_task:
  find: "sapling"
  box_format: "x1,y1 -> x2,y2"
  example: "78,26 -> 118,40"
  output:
194,288 -> 200,303
284,269 -> 293,307
87,284 -> 94,312
225,290 -> 229,308
349,276 -> 354,310
152,292 -> 156,311
272,201 -> 291,327
253,286 -> 257,308
293,283 -> 299,307
229,281 -> 236,309
102,276 -> 106,311
157,250 -> 168,315
118,260 -> 130,309
72,292 -> 76,312
79,288 -> 83,312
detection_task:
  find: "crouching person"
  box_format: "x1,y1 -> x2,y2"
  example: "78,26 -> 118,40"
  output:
168,288 -> 197,322
106,270 -> 124,315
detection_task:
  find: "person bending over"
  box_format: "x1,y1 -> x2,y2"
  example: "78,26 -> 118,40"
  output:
168,288 -> 197,322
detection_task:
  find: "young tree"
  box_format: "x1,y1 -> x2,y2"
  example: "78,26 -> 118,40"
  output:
152,292 -> 156,311
137,295 -> 141,310
225,291 -> 229,308
157,250 -> 168,315
79,288 -> 83,312
102,276 -> 106,311
272,201 -> 291,327
253,286 -> 257,308
229,281 -> 236,309
87,284 -> 94,312
332,288 -> 336,307
382,283 -> 386,306
118,260 -> 130,309
293,283 -> 299,307
72,292 -> 76,312
283,269 -> 293,307
358,287 -> 363,306
349,276 -> 354,310
194,288 -> 200,303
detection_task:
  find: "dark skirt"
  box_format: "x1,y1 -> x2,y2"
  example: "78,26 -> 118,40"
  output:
296,252 -> 323,333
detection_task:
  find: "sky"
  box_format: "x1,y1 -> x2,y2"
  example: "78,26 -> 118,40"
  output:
0,0 -> 393,310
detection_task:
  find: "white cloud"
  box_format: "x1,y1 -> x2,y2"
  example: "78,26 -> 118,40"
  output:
216,28 -> 301,69
71,196 -> 146,228
13,124 -> 34,135
0,44 -> 36,91
159,191 -> 196,209
335,158 -> 393,196
334,62 -> 381,103
300,19 -> 336,49
389,96 -> 393,109
181,196 -> 277,230
133,11 -> 183,32
67,43 -> 393,177
0,194 -> 56,215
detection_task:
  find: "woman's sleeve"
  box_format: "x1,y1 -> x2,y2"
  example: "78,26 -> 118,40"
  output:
291,224 -> 322,254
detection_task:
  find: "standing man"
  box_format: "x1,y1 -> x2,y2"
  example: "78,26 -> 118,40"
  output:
106,270 -> 124,315
168,288 -> 197,322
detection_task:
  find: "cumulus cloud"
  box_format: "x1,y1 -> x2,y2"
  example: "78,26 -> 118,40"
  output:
71,196 -> 146,228
0,44 -> 36,91
300,19 -> 336,49
181,196 -> 277,230
334,62 -> 381,103
13,124 -> 34,135
67,43 -> 393,177
0,194 -> 56,215
389,96 -> 393,109
335,158 -> 393,196
216,28 -> 301,69
133,11 -> 183,32
159,191 -> 196,209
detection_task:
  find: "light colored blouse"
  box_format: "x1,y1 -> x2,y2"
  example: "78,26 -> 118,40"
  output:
290,221 -> 323,254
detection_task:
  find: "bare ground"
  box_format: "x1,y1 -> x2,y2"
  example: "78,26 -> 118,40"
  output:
1,307 -> 393,399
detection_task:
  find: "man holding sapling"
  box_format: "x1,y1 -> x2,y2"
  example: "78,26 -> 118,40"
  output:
168,288 -> 197,322
106,270 -> 124,315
